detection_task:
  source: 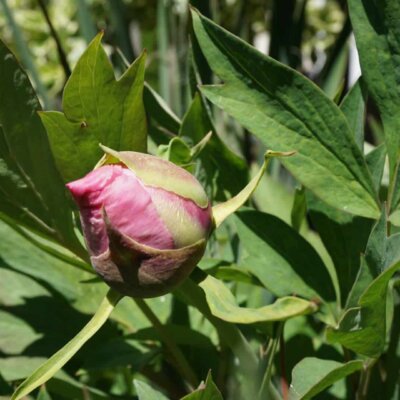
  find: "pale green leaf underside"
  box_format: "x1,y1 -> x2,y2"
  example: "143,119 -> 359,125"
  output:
199,274 -> 316,324
192,10 -> 380,219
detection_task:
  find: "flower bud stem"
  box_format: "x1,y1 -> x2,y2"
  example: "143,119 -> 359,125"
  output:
134,298 -> 199,390
11,289 -> 123,400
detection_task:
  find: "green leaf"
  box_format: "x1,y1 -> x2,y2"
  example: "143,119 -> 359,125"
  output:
144,82 -> 181,134
327,260 -> 400,357
11,289 -> 122,400
348,0 -> 400,180
365,144 -> 387,193
0,39 -> 81,255
198,274 -> 316,324
289,358 -> 363,400
134,380 -> 169,400
180,92 -> 248,200
340,78 -> 367,151
181,372 -> 223,400
131,324 -> 214,348
191,9 -> 380,219
235,210 -> 336,303
290,186 -> 306,232
40,33 -> 147,183
306,193 -> 373,306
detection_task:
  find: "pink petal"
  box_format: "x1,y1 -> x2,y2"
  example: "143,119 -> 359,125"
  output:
67,164 -> 174,255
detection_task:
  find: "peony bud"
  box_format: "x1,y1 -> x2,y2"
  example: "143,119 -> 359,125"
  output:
67,149 -> 213,298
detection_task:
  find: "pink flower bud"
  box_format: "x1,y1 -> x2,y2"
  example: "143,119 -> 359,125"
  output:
67,151 -> 213,298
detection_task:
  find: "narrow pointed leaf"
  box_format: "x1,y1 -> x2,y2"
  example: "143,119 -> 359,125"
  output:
11,289 -> 122,400
180,92 -> 248,200
348,0 -> 400,181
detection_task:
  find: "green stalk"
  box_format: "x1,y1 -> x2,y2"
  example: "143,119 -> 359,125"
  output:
0,0 -> 50,108
134,298 -> 198,389
258,323 -> 284,400
11,289 -> 122,400
157,0 -> 170,103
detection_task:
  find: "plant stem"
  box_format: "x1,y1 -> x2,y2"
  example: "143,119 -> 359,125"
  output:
11,289 -> 122,400
37,0 -> 71,79
134,298 -> 198,389
279,327 -> 288,400
356,359 -> 377,400
258,323 -> 284,400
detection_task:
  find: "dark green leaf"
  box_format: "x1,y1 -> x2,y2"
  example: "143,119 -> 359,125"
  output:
366,144 -> 387,192
289,357 -> 363,400
235,210 -> 336,303
191,10 -> 380,219
0,39 -> 81,254
340,78 -> 367,150
180,92 -> 247,200
144,82 -> 181,134
40,33 -> 147,183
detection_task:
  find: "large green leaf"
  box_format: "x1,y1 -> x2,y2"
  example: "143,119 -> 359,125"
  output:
327,260 -> 400,357
0,39 -> 81,255
348,0 -> 400,182
40,33 -> 147,183
180,372 -> 222,400
289,358 -> 363,400
235,210 -> 336,303
199,274 -> 316,324
191,10 -> 380,219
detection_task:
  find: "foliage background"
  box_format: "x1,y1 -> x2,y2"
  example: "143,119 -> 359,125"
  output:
0,1 -> 399,400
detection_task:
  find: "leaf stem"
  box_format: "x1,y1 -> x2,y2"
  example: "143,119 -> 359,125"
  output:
11,289 -> 122,400
258,323 -> 284,400
37,0 -> 71,79
134,298 -> 198,389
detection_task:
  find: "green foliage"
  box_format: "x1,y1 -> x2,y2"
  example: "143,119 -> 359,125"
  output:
40,33 -> 147,183
191,9 -> 380,220
1,1 -> 400,399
